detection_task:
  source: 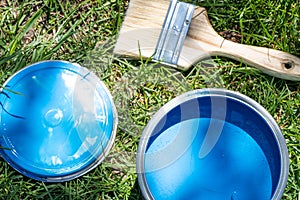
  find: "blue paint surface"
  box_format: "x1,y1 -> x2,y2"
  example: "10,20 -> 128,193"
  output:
145,118 -> 272,200
0,61 -> 115,180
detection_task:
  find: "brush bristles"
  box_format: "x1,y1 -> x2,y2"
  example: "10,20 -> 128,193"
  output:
114,0 -> 170,60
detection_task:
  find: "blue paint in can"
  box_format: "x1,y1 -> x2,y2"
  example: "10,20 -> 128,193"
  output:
145,118 -> 272,200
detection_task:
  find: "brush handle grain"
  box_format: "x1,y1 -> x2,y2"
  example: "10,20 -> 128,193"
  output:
115,0 -> 300,81
181,7 -> 300,81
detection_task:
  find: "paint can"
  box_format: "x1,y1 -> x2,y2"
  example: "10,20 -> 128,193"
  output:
0,60 -> 117,182
137,88 -> 289,200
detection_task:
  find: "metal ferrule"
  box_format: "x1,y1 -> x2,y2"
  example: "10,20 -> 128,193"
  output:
153,0 -> 195,65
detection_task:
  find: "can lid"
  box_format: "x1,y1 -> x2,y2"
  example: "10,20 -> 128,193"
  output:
0,60 -> 117,182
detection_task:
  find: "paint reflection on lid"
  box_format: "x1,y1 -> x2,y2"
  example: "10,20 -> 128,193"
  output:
0,60 -> 117,182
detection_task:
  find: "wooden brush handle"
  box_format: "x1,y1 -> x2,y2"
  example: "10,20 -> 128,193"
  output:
180,7 -> 300,81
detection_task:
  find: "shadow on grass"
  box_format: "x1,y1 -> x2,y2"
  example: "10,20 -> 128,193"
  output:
129,177 -> 143,200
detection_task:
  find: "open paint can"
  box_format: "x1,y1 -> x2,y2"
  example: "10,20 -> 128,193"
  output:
137,88 -> 289,200
0,61 -> 117,182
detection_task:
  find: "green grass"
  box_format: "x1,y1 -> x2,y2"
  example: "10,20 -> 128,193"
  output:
0,0 -> 299,199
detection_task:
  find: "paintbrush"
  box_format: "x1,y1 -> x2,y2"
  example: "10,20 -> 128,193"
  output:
114,0 -> 300,81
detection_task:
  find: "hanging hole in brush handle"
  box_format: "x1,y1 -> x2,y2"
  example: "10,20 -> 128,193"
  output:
282,61 -> 294,70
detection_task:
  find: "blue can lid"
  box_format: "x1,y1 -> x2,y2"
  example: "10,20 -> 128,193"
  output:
0,60 -> 117,182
